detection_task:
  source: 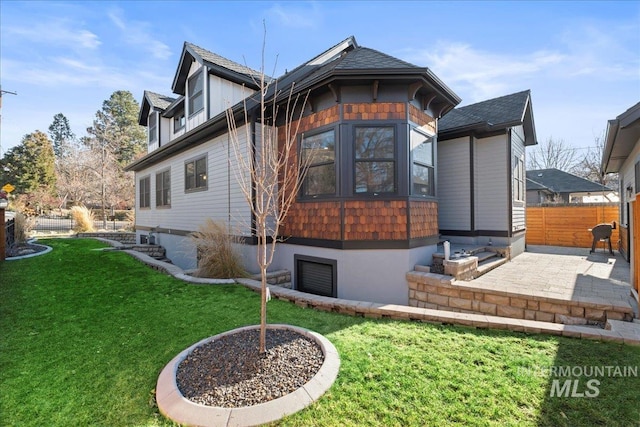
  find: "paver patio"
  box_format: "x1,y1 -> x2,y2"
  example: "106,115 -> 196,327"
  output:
469,245 -> 637,316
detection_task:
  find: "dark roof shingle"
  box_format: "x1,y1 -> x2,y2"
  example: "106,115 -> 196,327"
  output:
145,91 -> 175,110
185,42 -> 263,81
439,90 -> 530,132
526,168 -> 613,193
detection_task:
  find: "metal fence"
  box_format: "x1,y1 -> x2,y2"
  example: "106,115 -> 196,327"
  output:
5,218 -> 15,248
32,214 -> 130,233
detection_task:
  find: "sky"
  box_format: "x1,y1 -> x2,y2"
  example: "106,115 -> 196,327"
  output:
1,1 -> 638,158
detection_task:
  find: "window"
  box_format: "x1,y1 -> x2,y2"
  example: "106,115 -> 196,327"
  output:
139,176 -> 150,208
513,155 -> 525,201
148,112 -> 157,143
301,129 -> 336,196
410,129 -> 434,196
185,155 -> 208,191
188,71 -> 204,115
295,255 -> 337,298
155,169 -> 171,207
354,126 -> 395,194
635,160 -> 640,196
174,109 -> 185,132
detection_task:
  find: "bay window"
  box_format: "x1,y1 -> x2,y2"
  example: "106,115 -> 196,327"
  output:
354,126 -> 395,194
411,128 -> 435,196
301,129 -> 336,196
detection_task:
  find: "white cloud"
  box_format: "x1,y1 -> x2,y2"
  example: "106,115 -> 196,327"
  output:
402,20 -> 638,106
403,42 -> 565,103
265,2 -> 321,28
4,20 -> 101,50
107,8 -> 172,60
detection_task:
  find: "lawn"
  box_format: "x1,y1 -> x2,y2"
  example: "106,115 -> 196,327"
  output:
1,238 -> 638,426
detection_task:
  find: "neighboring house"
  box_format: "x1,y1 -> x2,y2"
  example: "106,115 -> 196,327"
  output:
602,101 -> 640,293
437,91 -> 537,258
126,37 -> 536,305
525,168 -> 618,205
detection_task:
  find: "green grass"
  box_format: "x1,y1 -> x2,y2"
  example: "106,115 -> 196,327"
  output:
1,238 -> 638,426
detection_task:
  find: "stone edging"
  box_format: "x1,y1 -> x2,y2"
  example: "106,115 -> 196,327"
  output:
156,324 -> 340,427
5,239 -> 53,261
93,237 -> 640,346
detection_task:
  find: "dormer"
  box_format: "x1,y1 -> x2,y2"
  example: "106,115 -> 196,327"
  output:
139,91 -> 176,153
162,96 -> 186,139
171,42 -> 262,131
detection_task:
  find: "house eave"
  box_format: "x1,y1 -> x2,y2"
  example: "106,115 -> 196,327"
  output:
602,101 -> 640,173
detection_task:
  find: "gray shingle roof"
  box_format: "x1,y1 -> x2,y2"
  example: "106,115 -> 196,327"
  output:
145,90 -> 175,110
439,90 -> 530,132
525,178 -> 549,191
335,47 -> 420,70
185,42 -> 264,81
526,168 -> 612,193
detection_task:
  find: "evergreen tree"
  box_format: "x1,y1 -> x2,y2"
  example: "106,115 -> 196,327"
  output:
48,113 -> 76,158
0,131 -> 56,195
86,90 -> 146,165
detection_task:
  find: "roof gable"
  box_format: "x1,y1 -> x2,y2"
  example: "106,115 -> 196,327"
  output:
171,42 -> 263,96
526,168 -> 612,193
139,90 -> 176,126
439,90 -> 537,145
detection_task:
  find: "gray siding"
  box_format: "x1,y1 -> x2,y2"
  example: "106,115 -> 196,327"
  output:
135,125 -> 251,236
209,74 -> 252,121
437,136 -> 471,230
474,135 -> 508,231
511,125 -> 526,232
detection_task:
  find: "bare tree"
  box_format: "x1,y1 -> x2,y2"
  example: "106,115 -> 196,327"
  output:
55,144 -> 96,208
225,36 -> 313,354
573,133 -> 618,188
527,137 -> 579,172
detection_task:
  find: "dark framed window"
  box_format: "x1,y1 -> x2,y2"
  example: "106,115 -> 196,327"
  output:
301,129 -> 336,197
139,176 -> 150,208
148,112 -> 157,144
513,155 -> 525,201
174,109 -> 185,132
185,155 -> 208,192
354,126 -> 395,194
188,71 -> 204,116
410,128 -> 434,196
155,169 -> 171,207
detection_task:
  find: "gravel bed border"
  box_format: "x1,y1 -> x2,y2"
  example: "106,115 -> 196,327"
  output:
156,324 -> 340,427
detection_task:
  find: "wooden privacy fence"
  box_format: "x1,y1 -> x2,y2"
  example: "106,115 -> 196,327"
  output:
526,203 -> 619,248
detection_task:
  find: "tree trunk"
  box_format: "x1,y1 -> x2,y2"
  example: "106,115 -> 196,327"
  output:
259,231 -> 267,354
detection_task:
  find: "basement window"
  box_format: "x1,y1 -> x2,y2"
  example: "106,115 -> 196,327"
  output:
295,255 -> 337,298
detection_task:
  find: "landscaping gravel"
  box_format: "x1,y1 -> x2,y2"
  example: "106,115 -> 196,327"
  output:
176,328 -> 324,408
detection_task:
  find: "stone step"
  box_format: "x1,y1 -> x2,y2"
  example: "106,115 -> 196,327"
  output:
476,256 -> 509,276
474,251 -> 498,263
414,265 -> 431,273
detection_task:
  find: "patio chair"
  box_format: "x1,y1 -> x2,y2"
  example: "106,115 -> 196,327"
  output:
589,223 -> 614,255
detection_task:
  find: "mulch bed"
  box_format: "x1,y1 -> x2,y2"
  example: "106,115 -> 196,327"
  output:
6,242 -> 48,258
176,328 -> 324,408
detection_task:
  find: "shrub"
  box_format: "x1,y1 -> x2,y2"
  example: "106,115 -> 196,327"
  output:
124,209 -> 135,231
70,205 -> 95,232
189,219 -> 247,279
14,212 -> 35,243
